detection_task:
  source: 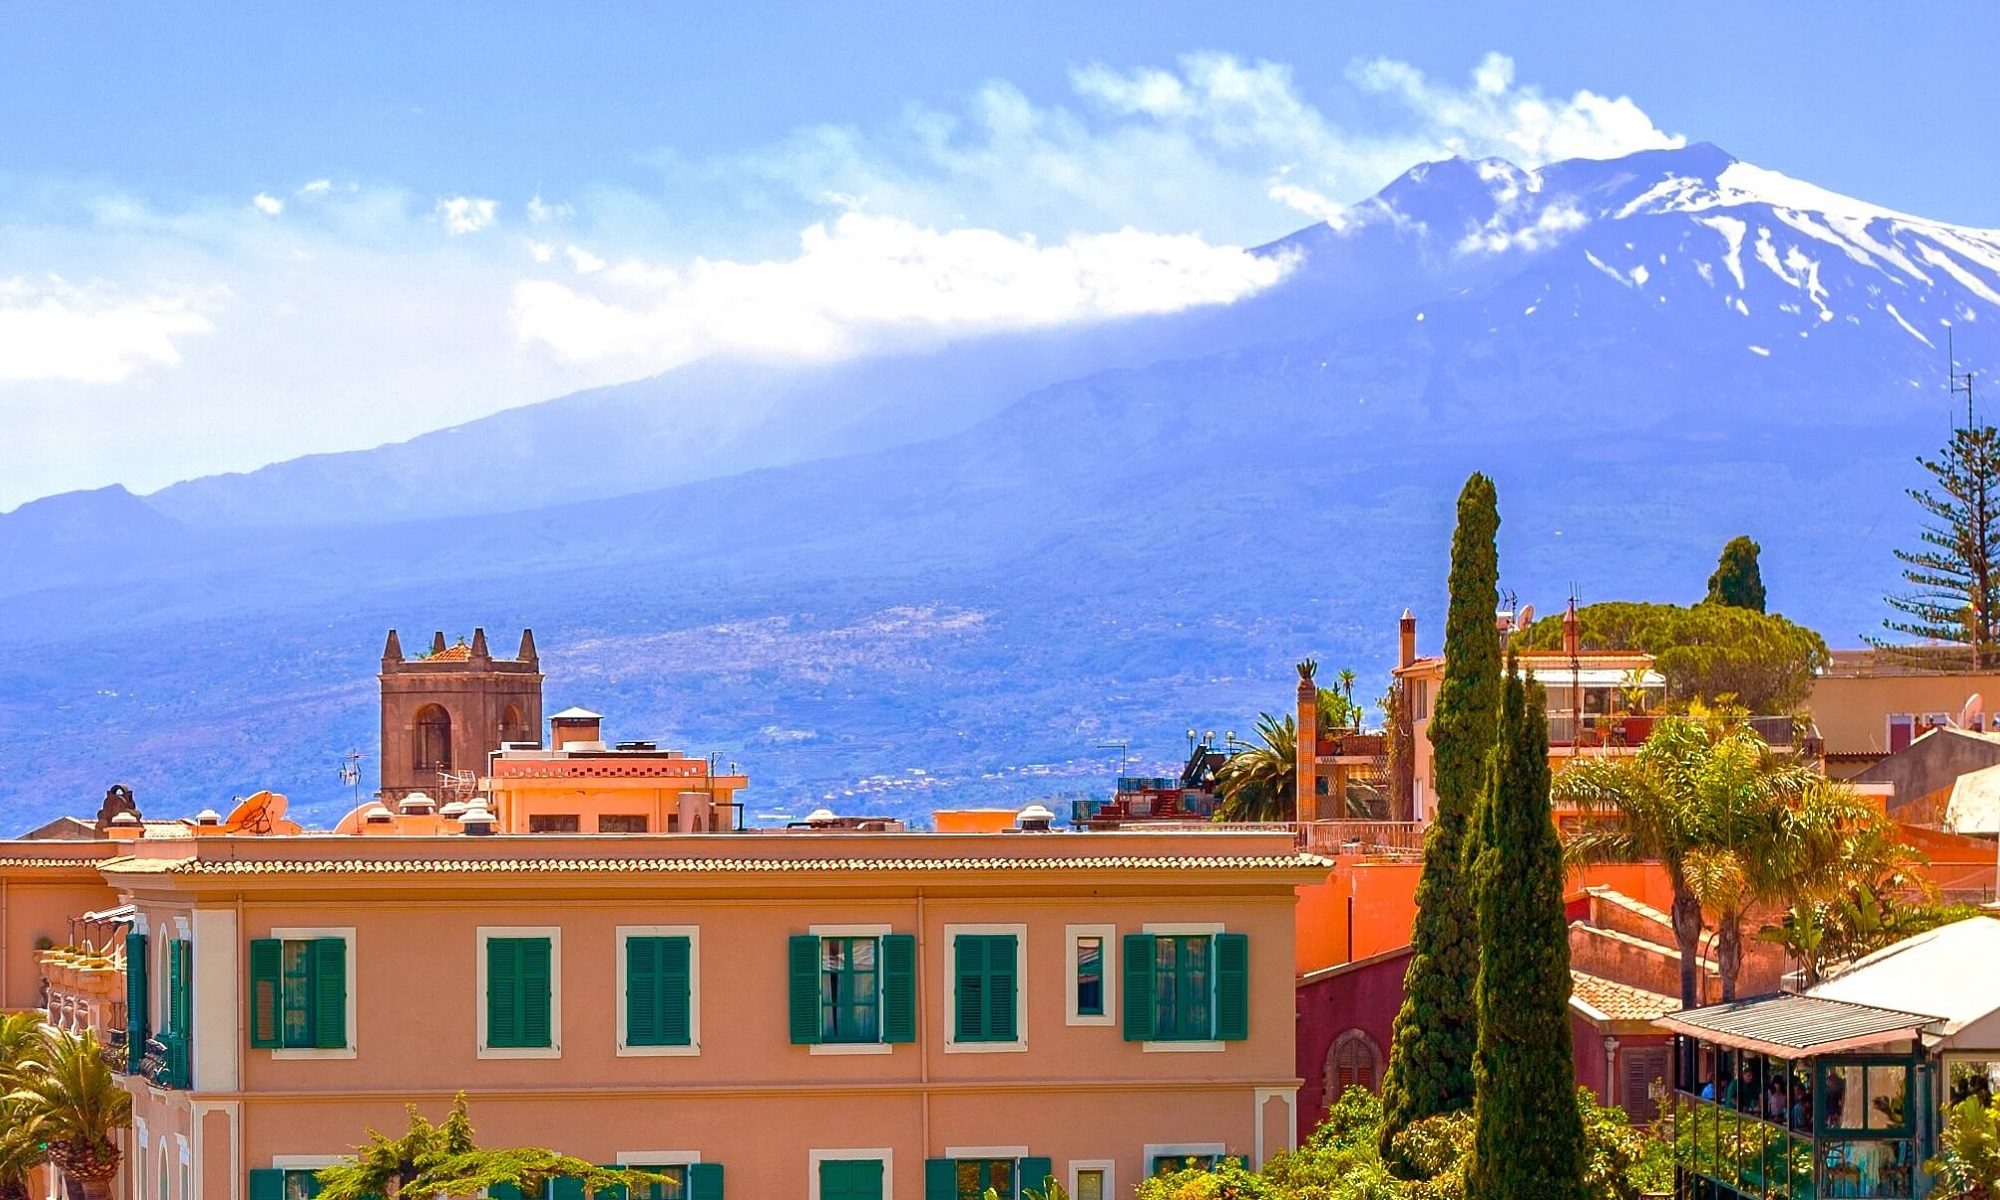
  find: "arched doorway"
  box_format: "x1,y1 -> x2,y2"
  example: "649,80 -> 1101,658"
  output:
413,704 -> 453,774
500,703 -> 531,748
1325,1028 -> 1384,1100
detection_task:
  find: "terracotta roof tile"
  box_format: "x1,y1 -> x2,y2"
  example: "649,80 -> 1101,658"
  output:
108,852 -> 1331,877
1571,970 -> 1680,1023
428,643 -> 473,662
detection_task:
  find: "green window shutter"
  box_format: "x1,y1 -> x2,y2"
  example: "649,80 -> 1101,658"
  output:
248,939 -> 283,1049
788,934 -> 822,1045
489,1185 -> 524,1200
1019,1158 -> 1053,1198
551,1178 -> 584,1200
248,1170 -> 285,1200
1122,933 -> 1157,1041
659,936 -> 691,1046
591,1167 -> 624,1200
167,938 -> 187,1033
180,939 -> 196,1035
880,933 -> 916,1044
954,935 -> 985,1042
923,1159 -> 955,1200
520,938 -> 553,1048
1214,932 -> 1248,1041
125,931 -> 149,1071
686,1163 -> 723,1200
487,938 -> 519,1048
626,936 -> 659,1046
989,935 -> 1018,1042
313,938 -> 348,1049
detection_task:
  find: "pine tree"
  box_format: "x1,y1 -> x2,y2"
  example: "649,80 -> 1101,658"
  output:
1466,660 -> 1587,1200
1878,423 -> 2000,668
1380,473 -> 1500,1158
1704,536 -> 1766,612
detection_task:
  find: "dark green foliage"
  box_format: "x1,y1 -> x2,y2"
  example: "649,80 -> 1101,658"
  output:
1515,600 -> 1828,712
1381,473 -> 1499,1155
1704,536 -> 1766,612
1878,423 -> 2000,668
1465,664 -> 1587,1200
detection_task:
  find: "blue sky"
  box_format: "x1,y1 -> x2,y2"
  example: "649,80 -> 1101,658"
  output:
5,2 -> 1999,509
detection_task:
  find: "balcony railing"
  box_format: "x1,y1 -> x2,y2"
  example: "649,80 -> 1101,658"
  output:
1548,713 -> 1816,752
1296,820 -> 1426,858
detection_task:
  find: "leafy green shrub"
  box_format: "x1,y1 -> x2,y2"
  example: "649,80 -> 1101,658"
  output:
1929,1095 -> 2000,1198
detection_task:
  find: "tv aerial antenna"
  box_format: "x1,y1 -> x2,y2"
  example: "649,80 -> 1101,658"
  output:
338,749 -> 365,805
1949,326 -> 1977,428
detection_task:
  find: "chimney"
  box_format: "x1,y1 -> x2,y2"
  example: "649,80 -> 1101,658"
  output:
382,629 -> 404,666
1398,609 -> 1417,669
431,631 -> 448,656
517,627 -> 538,666
550,708 -> 605,751
470,627 -> 491,662
1295,661 -> 1319,821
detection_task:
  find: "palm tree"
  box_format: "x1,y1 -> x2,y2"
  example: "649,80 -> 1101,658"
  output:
0,1014 -> 48,1200
1556,717 -> 1817,1005
7,1029 -> 130,1200
1215,712 -> 1298,822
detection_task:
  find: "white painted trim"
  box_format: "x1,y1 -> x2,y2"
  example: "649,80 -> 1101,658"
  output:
1063,924 -> 1116,1027
612,1152 -> 702,1166
1252,1087 -> 1299,1166
475,927 -> 563,1059
269,1158 -> 344,1171
266,927 -> 358,1060
1143,1143 -> 1229,1174
942,923 -> 1028,1054
136,1118 -> 149,1150
942,1146 -> 1029,1159
806,924 -> 893,1056
1067,1160 -> 1115,1200
614,926 -> 701,1056
807,1148 -> 893,1200
1143,1039 -> 1225,1053
194,908 -> 244,1104
1141,922 -> 1225,936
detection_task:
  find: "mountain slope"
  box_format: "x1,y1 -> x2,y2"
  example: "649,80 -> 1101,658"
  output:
0,142 -> 1993,828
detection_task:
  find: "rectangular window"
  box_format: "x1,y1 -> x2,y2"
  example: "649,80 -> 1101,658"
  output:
955,1160 -> 1012,1200
821,937 -> 880,1044
529,814 -> 581,833
952,934 -> 1019,1044
250,937 -> 348,1050
282,1171 -> 323,1200
624,935 -> 693,1048
486,936 -> 554,1049
1075,937 -> 1104,1016
1074,1170 -> 1105,1200
1153,936 -> 1212,1041
818,1159 -> 884,1200
599,814 -> 649,834
1152,1155 -> 1219,1176
617,1167 -> 687,1200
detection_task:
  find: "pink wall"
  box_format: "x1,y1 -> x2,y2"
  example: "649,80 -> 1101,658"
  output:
1294,949 -> 1410,1139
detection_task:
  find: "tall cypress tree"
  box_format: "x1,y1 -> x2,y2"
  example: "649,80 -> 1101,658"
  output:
1380,473 -> 1501,1156
1704,535 -> 1767,612
1466,660 -> 1587,1200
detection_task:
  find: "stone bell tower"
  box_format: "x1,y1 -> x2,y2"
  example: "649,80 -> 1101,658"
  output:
378,627 -> 544,802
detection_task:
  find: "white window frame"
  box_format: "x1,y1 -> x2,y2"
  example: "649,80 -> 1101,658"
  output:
1064,923 -> 1116,1027
807,923 -> 892,1056
613,1151 -> 701,1195
615,926 -> 701,1057
475,926 -> 563,1059
1142,1142 -> 1229,1176
267,927 -> 358,1059
807,1148 -> 893,1200
943,923 -> 1028,1054
176,1136 -> 190,1200
942,1148 -> 1031,1196
1140,922 -> 1226,1054
1067,1160 -> 1115,1200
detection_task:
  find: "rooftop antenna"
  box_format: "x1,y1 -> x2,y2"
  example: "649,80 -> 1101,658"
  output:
1949,326 -> 1977,429
337,749 -> 364,806
1096,740 -> 1129,781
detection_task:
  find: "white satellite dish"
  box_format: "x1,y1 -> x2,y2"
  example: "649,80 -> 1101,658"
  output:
1516,604 -> 1536,631
1960,693 -> 1984,729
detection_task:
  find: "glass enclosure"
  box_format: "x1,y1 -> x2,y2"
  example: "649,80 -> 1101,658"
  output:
1672,1035 -> 1929,1199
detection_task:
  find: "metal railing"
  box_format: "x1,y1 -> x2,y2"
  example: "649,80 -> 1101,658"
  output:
1296,820 -> 1427,858
1547,714 -> 1814,751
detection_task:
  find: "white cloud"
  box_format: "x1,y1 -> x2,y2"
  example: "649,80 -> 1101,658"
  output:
436,195 -> 498,235
251,193 -> 283,215
510,212 -> 1293,367
298,179 -> 333,198
527,194 -> 573,224
0,277 -> 215,384
527,240 -> 555,263
564,244 -> 606,274
1456,200 -> 1590,254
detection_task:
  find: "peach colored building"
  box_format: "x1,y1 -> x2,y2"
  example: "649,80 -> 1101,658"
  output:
482,709 -> 749,835
28,818 -> 1321,1200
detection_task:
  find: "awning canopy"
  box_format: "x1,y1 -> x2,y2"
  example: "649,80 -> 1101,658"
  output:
1658,993 -> 1940,1060
79,902 -> 136,925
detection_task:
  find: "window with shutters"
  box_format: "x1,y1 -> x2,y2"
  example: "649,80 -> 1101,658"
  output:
618,927 -> 698,1055
1064,923 -> 1115,1026
1621,1046 -> 1669,1123
945,924 -> 1025,1051
478,928 -> 561,1058
1325,1028 -> 1383,1098
248,929 -> 352,1055
814,1157 -> 885,1200
954,1160 -> 1013,1199
925,1154 -> 1054,1200
791,928 -> 914,1052
1124,929 -> 1249,1047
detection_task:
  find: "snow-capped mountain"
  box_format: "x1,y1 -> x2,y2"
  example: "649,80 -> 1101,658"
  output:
0,143 -> 1992,826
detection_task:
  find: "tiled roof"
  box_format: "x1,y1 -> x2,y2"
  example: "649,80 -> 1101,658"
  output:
428,643 -> 473,661
107,852 -> 1331,877
1659,993 -> 1940,1059
1571,971 -> 1679,1023
0,856 -> 113,869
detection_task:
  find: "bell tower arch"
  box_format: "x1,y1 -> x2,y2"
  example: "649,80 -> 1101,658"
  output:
378,627 -> 544,801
